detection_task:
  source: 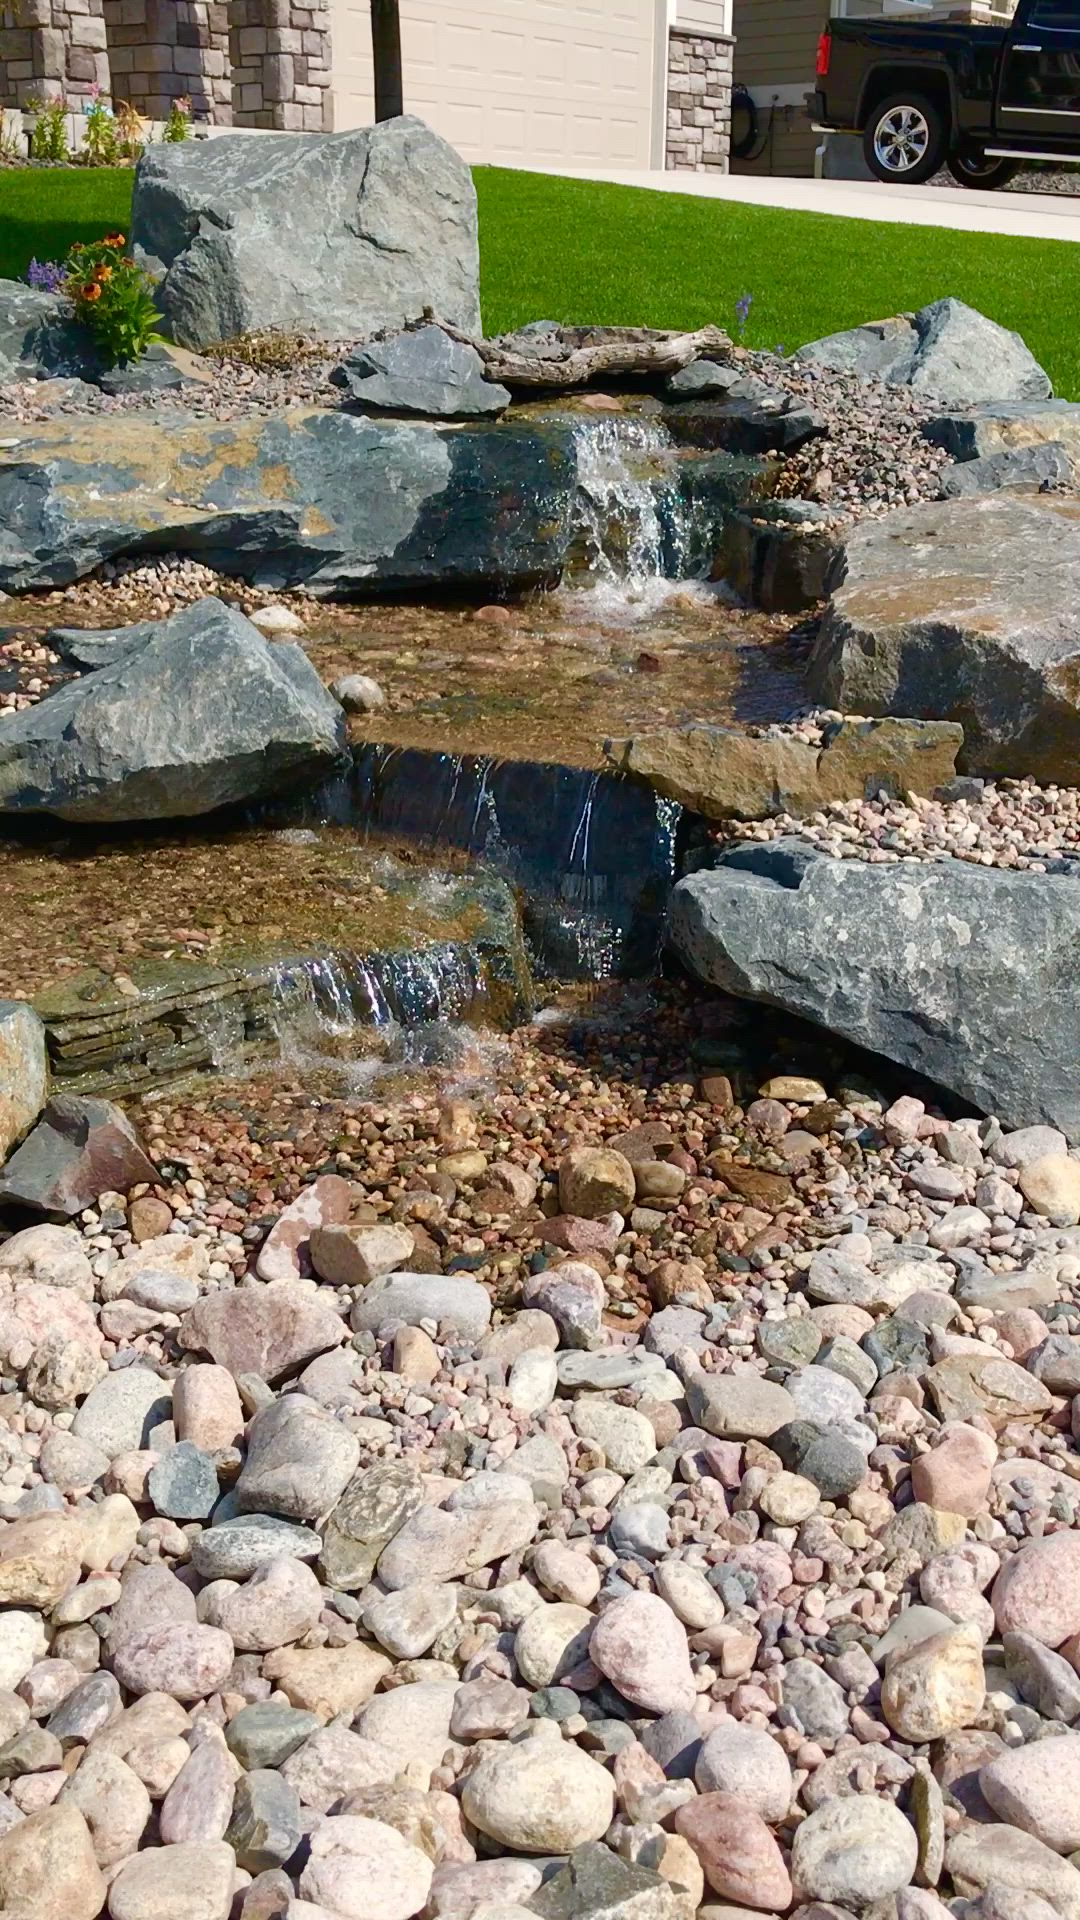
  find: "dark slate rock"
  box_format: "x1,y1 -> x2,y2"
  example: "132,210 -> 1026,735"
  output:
671,839 -> 1080,1138
663,391 -> 825,456
96,344 -> 188,396
0,281 -> 98,382
531,1843 -> 686,1920
47,1670 -> 122,1747
939,441 -> 1073,498
666,360 -> 770,400
44,621 -> 156,672
226,1769 -> 303,1872
798,297 -> 1051,405
809,494 -> 1080,784
639,1708 -> 702,1779
0,1095 -> 159,1217
147,1441 -> 219,1521
923,399 -> 1080,462
131,117 -> 480,350
862,1318 -> 930,1380
332,324 -> 510,418
0,598 -> 345,822
225,1701 -> 322,1770
771,1418 -> 868,1499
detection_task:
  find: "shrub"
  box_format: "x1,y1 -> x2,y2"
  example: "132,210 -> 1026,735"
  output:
63,233 -> 163,367
115,98 -> 147,161
27,95 -> 70,162
163,96 -> 192,142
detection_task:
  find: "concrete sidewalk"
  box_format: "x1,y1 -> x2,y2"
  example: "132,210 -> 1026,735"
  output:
527,166 -> 1080,245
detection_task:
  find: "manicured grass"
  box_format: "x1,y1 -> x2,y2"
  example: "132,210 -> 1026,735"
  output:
4,162 -> 1080,397
0,166 -> 133,282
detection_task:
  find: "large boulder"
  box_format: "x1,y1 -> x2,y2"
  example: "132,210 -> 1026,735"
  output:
131,117 -> 480,350
810,494 -> 1080,782
606,717 -> 961,821
669,839 -> 1080,1138
796,297 -> 1051,406
0,1095 -> 159,1216
0,1001 -> 48,1162
0,598 -> 345,822
923,398 -> 1080,465
0,406 -> 580,596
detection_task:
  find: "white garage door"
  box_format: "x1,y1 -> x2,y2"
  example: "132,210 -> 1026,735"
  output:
331,0 -> 664,169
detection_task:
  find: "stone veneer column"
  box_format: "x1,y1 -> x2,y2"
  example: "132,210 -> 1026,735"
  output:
0,0 -> 109,109
666,27 -> 733,172
228,0 -> 331,131
102,0 -> 232,123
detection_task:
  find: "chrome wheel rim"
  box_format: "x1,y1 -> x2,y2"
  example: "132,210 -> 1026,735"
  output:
873,105 -> 930,175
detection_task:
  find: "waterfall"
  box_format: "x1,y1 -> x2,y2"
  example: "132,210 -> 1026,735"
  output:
566,415 -> 713,615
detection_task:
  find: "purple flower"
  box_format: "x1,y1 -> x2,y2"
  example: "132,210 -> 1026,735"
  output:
26,257 -> 65,293
735,291 -> 753,340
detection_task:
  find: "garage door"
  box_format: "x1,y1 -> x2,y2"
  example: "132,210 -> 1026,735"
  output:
331,0 -> 663,168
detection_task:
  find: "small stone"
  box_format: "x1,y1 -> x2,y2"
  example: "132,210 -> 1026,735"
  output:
110,1624 -> 234,1702
781,1659 -> 849,1743
759,1471 -> 820,1525
686,1372 -> 796,1441
377,1497 -> 539,1590
192,1513 -> 322,1580
450,1678 -> 529,1740
173,1366 -> 245,1451
530,1843 -> 695,1920
0,1096 -> 158,1218
910,1423 -> 996,1517
351,1272 -> 491,1342
263,1642 -> 391,1721
1004,1630 -> 1080,1722
310,1222 -> 415,1287
159,1734 -> 237,1845
236,1394 -> 360,1523
180,1286 -> 346,1383
792,1794 -> 919,1906
255,1175 -> 352,1283
226,1769 -> 303,1872
0,1512 -> 84,1608
226,1702 -> 322,1771
332,674 -> 385,713
299,1812 -> 433,1920
981,1733 -> 1080,1853
925,1352 -> 1052,1427
772,1421 -> 867,1499
993,1532 -> 1080,1647
1019,1154 -> 1080,1223
694,1723 -> 792,1822
279,1724 -> 398,1812
218,1556 -> 323,1651
946,1821 -> 1080,1917
508,1349 -> 558,1415
571,1397 -> 657,1476
363,1582 -> 459,1660
559,1147 -> 636,1218
0,1802 -> 105,1920
72,1368 -> 172,1460
147,1442 -> 218,1521
320,1461 -> 423,1591
59,1749 -> 151,1867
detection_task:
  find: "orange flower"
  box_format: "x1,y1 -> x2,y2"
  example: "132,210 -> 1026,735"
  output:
94,264 -> 113,282
104,232 -> 126,248
81,282 -> 102,303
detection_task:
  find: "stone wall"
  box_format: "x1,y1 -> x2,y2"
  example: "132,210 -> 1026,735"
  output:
667,27 -> 733,172
228,0 -> 331,131
0,0 -> 109,110
102,0 -> 232,123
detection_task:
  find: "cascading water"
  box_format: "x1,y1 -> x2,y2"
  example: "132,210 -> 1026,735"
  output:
565,415 -> 718,618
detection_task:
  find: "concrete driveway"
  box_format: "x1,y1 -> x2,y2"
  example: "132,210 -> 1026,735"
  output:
528,166 -> 1080,244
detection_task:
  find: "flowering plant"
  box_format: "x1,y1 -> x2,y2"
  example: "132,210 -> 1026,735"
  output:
26,94 -> 69,161
81,84 -> 121,165
115,98 -> 147,160
63,233 -> 163,366
163,96 -> 192,142
26,257 -> 65,293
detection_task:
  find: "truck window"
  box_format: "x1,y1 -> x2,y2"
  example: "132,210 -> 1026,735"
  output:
1029,1 -> 1080,25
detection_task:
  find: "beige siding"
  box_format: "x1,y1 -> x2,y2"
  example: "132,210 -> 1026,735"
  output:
730,0 -> 823,175
330,0 -> 664,167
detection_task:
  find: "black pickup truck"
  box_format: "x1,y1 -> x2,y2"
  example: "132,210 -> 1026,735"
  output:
813,0 -> 1080,188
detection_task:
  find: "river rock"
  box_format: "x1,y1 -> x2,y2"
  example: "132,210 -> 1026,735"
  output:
570,1397 -> 658,1475
235,1395 -> 360,1522
320,1461 -> 423,1590
671,839 -> 1080,1138
880,1622 -> 986,1741
529,1842 -> 695,1920
792,1794 -> 919,1906
461,1727 -> 615,1852
299,1811 -> 434,1920
71,1366 -> 172,1459
226,1768 -> 303,1872
192,1513 -> 321,1580
264,1642 -> 391,1721
350,1271 -> 492,1342
608,717 -> 961,822
686,1369 -> 796,1441
354,1680 -> 460,1777
180,1285 -> 346,1383
810,493 -> 1080,784
332,325 -> 508,418
173,1366 -> 244,1452
515,1603 -> 594,1689
1019,1153 -> 1080,1223
217,1556 -> 323,1651
946,1821 -> 1080,1918
674,1793 -> 792,1908
980,1733 -> 1080,1852
910,1423 -> 997,1517
558,1146 -> 636,1218
0,1510 -> 84,1608
310,1221 -> 415,1287
0,599 -> 345,823
108,1839 -> 236,1920
0,1000 -> 48,1161
159,1733 -> 237,1844
59,1748 -> 151,1866
590,1592 -> 696,1714
363,1582 -> 459,1660
147,1441 -> 218,1521
0,1801 -> 105,1920
992,1531 -> 1080,1646
693,1723 -> 792,1821
0,1096 -> 158,1216
133,118 -> 480,350
376,1497 -> 539,1589
255,1174 -> 353,1283
110,1623 -> 234,1700
797,298 -> 1051,404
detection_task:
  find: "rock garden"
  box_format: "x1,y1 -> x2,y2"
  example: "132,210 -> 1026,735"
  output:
6,111 -> 1080,1920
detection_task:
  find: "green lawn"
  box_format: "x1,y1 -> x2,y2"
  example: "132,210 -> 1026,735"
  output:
5,162 -> 1080,397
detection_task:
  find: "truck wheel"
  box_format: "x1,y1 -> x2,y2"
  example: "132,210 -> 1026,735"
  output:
947,151 -> 1019,191
863,93 -> 947,185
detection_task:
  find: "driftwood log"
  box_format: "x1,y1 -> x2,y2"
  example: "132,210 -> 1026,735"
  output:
428,318 -> 734,391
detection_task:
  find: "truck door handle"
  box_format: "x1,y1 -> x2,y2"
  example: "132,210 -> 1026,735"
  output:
1012,42 -> 1043,50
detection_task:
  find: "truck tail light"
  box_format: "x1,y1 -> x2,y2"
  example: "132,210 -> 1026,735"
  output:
816,28 -> 832,77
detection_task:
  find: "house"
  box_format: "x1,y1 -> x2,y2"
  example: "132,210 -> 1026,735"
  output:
0,0 -> 735,171
730,0 -> 1017,178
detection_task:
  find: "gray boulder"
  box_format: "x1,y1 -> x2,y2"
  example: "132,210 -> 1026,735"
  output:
810,494 -> 1080,782
924,398 -> 1080,464
0,283 -> 96,382
332,325 -> 509,418
939,442 -> 1073,498
0,598 -> 345,822
0,1001 -> 48,1163
132,117 -> 480,351
670,839 -> 1080,1138
797,297 -> 1051,406
45,621 -> 157,673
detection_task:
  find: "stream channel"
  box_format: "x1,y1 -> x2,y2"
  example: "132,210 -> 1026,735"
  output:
0,414 -> 812,1117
